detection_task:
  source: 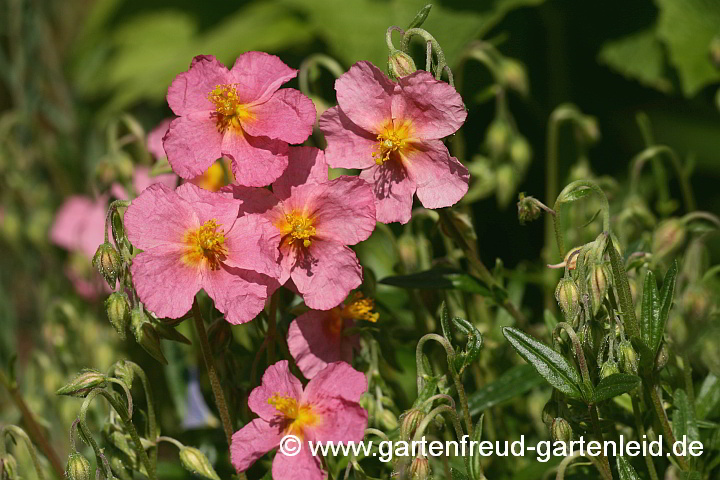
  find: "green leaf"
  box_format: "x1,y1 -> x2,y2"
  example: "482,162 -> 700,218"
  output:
673,389 -> 700,444
598,28 -> 672,93
593,374 -> 641,403
407,4 -> 432,29
696,373 -> 720,420
380,268 -> 491,297
617,455 -> 642,480
557,186 -> 592,204
657,0 -> 720,96
656,260 -> 678,351
451,467 -> 469,480
468,364 -> 543,416
450,316 -> 484,374
608,241 -> 640,339
502,327 -> 585,400
640,270 -> 660,352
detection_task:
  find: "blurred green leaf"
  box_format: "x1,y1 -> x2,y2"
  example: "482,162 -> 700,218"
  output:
451,467 -> 469,480
502,327 -> 584,400
696,373 -> 720,420
617,455 -> 642,480
673,389 -> 700,444
380,267 -> 492,296
640,270 -> 660,352
656,0 -> 720,96
592,374 -> 640,403
468,364 -> 542,416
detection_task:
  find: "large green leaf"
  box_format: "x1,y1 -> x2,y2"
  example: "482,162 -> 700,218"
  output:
656,0 -> 720,96
380,268 -> 491,297
592,374 -> 641,403
673,389 -> 700,444
598,28 -> 672,92
468,364 -> 543,416
696,373 -> 720,420
502,327 -> 585,400
617,456 -> 642,480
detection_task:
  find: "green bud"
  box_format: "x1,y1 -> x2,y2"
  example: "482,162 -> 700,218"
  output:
555,278 -> 580,322
589,264 -> 611,315
408,456 -> 431,480
388,50 -> 417,79
179,447 -> 221,480
1,454 -> 18,480
92,242 -> 122,288
617,340 -> 638,375
509,135 -> 532,172
105,292 -> 130,339
652,218 -> 686,260
131,307 -> 168,365
400,408 -> 425,441
65,452 -> 91,480
113,360 -> 134,389
154,322 -> 191,345
207,318 -> 232,351
710,35 -> 720,69
379,409 -> 399,431
495,163 -> 517,209
541,401 -> 557,427
600,360 -> 620,379
654,343 -> 669,372
499,58 -> 529,96
550,417 -> 573,443
683,285 -> 711,321
486,118 -> 511,158
517,193 -> 542,225
57,369 -> 107,397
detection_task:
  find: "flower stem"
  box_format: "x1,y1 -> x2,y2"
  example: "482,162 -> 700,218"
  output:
1,425 -> 46,480
589,406 -> 613,480
647,382 -> 690,471
631,395 -> 659,480
192,299 -> 234,447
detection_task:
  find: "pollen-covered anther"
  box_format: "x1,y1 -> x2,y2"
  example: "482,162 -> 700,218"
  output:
372,131 -> 408,165
285,214 -> 316,248
268,394 -> 317,433
342,292 -> 379,322
268,395 -> 299,418
207,84 -> 252,132
184,219 -> 228,270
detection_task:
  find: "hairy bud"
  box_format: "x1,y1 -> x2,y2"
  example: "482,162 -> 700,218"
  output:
655,343 -> 669,372
499,59 -> 529,96
486,118 -> 511,158
65,452 -> 91,480
600,360 -> 620,379
57,369 -> 107,397
617,340 -> 638,375
388,50 -> 417,79
400,408 -> 425,441
589,264 -> 611,315
179,447 -> 221,480
1,454 -> 18,480
551,418 -> 572,443
542,401 -> 557,427
92,242 -> 122,288
408,456 -> 431,480
652,218 -> 686,260
105,292 -> 130,339
379,409 -> 399,431
517,193 -> 542,225
131,307 -> 168,365
509,135 -> 532,172
555,278 -> 580,322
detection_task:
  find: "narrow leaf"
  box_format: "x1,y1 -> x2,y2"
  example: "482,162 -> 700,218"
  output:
468,364 -> 543,416
593,374 -> 641,403
654,260 -> 678,352
640,270 -> 660,352
617,455 -> 642,480
696,373 -> 720,420
673,389 -> 700,444
502,327 -> 584,400
608,241 -> 640,339
380,268 -> 491,297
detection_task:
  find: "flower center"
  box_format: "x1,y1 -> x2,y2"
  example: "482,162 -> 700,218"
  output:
341,293 -> 379,322
372,122 -> 412,165
268,395 -> 317,434
284,213 -> 316,248
183,219 -> 228,270
207,84 -> 253,132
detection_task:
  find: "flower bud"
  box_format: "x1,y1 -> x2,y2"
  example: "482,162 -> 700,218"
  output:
652,218 -> 686,260
113,360 -> 135,389
542,401 -> 557,427
65,452 -> 91,480
590,264 -> 611,315
654,343 -> 669,372
207,318 -> 232,351
555,278 -> 580,322
486,118 -> 511,158
495,163 -> 517,209
710,35 -> 720,69
0,454 -> 18,480
550,417 -> 572,443
600,360 -> 620,379
400,408 -> 425,441
509,135 -> 532,172
683,285 -> 711,321
131,307 -> 168,365
105,292 -> 130,339
517,193 -> 542,225
92,242 -> 122,288
617,340 -> 638,375
379,409 -> 399,431
408,456 -> 431,480
499,58 -> 529,95
57,369 -> 107,397
388,50 -> 417,79
179,447 -> 221,480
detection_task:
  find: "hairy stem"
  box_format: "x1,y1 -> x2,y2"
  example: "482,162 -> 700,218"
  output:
631,395 -> 659,480
647,383 -> 689,471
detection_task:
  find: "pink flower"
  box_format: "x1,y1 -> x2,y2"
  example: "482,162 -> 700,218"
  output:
147,118 -> 172,160
51,195 -> 108,260
231,360 -> 367,480
163,53 -> 316,187
226,147 -> 376,310
318,61 -> 469,224
288,293 -> 378,378
111,166 -> 178,199
124,182 -> 281,324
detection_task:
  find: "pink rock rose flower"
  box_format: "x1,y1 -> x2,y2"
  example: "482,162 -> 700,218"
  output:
147,118 -> 172,161
163,52 -> 316,187
288,293 -> 378,378
319,61 -> 470,224
226,147 -> 376,310
231,360 -> 368,480
125,182 -> 281,324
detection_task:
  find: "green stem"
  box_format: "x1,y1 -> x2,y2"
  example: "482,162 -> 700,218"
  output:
553,322 -> 592,394
192,299 -> 234,447
631,395 -> 659,480
2,425 -> 46,480
412,405 -> 470,477
128,362 -> 157,474
589,406 -> 613,480
266,293 -> 278,364
297,54 -> 345,97
629,146 -> 695,213
680,351 -> 695,407
647,383 -> 690,471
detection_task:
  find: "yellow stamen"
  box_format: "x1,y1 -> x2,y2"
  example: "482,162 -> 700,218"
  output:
283,213 -> 316,248
341,292 -> 379,323
183,219 -> 227,270
268,395 -> 318,434
371,121 -> 412,165
207,84 -> 254,132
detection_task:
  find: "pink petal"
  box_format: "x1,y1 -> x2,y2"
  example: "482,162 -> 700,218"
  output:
248,360 -> 303,421
243,89 -> 315,144
359,162 -> 415,224
272,443 -> 325,480
132,166 -> 177,195
290,240 -> 363,310
203,266 -> 270,325
229,51 -> 297,104
125,184 -> 198,250
308,177 -> 376,245
223,185 -> 280,216
394,71 -> 467,139
318,106 -> 378,169
403,140 -> 469,209
230,418 -> 284,473
306,398 -> 368,445
303,362 -> 368,404
223,214 -> 282,278
51,196 -> 109,259
335,61 -> 395,133
164,114 -> 223,180
272,147 -> 329,200
175,182 -> 240,229
147,118 -> 173,160
130,246 -> 202,319
287,310 -> 355,379
167,55 -> 230,116
222,130 -> 289,187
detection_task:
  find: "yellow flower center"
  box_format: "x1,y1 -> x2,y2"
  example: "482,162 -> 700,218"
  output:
341,292 -> 379,323
372,121 -> 412,165
208,84 -> 254,132
268,395 -> 318,435
282,213 -> 316,248
183,219 -> 228,270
